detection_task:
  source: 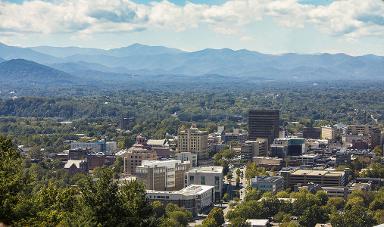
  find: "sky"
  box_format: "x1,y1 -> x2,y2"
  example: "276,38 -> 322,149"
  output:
0,0 -> 384,55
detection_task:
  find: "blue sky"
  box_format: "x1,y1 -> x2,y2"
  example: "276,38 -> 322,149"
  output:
1,0 -> 384,55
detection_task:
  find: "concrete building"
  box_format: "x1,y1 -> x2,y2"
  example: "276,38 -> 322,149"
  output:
270,144 -> 288,158
248,109 -> 280,145
70,139 -> 117,154
119,116 -> 135,130
271,138 -> 289,158
280,169 -> 348,188
86,153 -> 115,170
345,125 -> 382,148
222,129 -> 248,144
251,176 -> 284,193
322,182 -> 371,198
321,126 -> 335,140
335,150 -> 352,166
253,157 -> 284,170
303,127 -> 322,139
185,166 -> 224,202
116,135 -> 157,175
147,139 -> 172,158
287,138 -> 305,156
178,125 -> 208,159
175,152 -> 198,167
370,127 -> 382,148
241,139 -> 268,161
71,140 -> 106,153
288,154 -> 321,166
136,160 -> 190,191
347,125 -> 370,135
146,184 -> 214,216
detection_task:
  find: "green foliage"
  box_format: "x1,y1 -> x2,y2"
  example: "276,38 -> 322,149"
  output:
202,207 -> 225,227
298,205 -> 328,227
244,162 -> 267,180
0,135 -> 26,224
330,206 -> 376,227
160,203 -> 192,227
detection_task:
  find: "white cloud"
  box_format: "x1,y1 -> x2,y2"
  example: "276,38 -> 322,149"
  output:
0,0 -> 383,39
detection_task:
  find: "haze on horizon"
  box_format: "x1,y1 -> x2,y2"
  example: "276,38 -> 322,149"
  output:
1,0 -> 384,56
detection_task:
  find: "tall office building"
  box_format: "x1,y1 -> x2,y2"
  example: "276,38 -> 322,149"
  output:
178,125 -> 208,159
248,109 -> 280,145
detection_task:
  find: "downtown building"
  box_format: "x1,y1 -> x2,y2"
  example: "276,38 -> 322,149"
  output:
177,125 -> 209,159
136,160 -> 191,191
116,135 -> 157,175
248,109 -> 280,146
184,166 -> 224,202
146,184 -> 214,216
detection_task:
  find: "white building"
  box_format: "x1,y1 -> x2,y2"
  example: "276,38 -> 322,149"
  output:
146,184 -> 214,216
185,166 -> 224,202
136,160 -> 190,191
175,152 -> 198,167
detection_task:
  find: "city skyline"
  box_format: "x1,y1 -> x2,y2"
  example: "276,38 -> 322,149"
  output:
1,0 -> 384,55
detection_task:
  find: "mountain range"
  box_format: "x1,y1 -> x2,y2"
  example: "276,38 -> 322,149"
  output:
0,42 -> 383,87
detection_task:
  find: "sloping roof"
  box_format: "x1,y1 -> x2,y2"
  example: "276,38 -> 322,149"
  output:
147,139 -> 167,146
64,160 -> 85,169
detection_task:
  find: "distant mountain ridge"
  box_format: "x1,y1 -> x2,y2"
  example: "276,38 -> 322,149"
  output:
0,42 -> 383,81
0,59 -> 77,86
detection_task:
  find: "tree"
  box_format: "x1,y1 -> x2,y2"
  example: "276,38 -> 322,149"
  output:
244,189 -> 263,202
152,201 -> 165,218
112,156 -> 123,178
245,162 -> 267,181
118,180 -> 155,226
202,207 -> 224,227
0,135 -> 26,225
330,206 -> 376,227
373,145 -> 383,157
326,197 -> 345,211
161,203 -> 192,227
79,168 -> 122,226
223,193 -> 230,202
315,190 -> 328,206
236,168 -> 241,177
227,172 -> 233,182
298,205 -> 328,227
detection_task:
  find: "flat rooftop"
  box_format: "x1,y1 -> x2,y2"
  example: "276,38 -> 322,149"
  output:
188,166 -> 224,173
146,184 -> 214,196
291,169 -> 345,177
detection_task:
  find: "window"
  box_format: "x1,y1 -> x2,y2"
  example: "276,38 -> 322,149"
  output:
215,176 -> 220,190
201,176 -> 206,185
189,175 -> 194,183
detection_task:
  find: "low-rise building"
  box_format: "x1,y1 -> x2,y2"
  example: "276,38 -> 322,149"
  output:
147,139 -> 172,158
185,166 -> 224,202
116,135 -> 157,175
280,169 -> 348,188
321,126 -> 335,140
322,182 -> 371,198
251,176 -> 284,193
146,184 -> 214,216
222,130 -> 248,144
64,160 -> 88,174
175,152 -> 198,167
241,139 -> 268,161
253,157 -> 284,170
70,139 -> 116,154
303,127 -> 322,139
